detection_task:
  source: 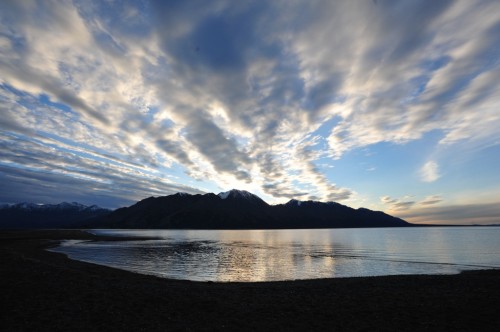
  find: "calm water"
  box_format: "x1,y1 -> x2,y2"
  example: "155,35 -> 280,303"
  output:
51,227 -> 500,282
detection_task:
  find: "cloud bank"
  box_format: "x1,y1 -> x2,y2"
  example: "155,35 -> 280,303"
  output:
398,203 -> 500,225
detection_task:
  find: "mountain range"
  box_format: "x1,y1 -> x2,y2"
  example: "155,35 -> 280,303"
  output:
90,189 -> 410,229
0,202 -> 110,229
0,190 -> 410,229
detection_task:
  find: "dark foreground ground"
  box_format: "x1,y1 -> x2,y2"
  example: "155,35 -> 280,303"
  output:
1,230 -> 499,331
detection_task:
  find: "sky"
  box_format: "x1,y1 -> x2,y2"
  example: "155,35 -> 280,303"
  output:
1,0 -> 500,225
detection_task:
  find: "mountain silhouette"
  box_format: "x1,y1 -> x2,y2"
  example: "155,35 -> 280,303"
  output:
92,190 -> 410,229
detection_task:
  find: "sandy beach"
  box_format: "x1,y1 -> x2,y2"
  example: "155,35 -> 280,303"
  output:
1,230 -> 499,331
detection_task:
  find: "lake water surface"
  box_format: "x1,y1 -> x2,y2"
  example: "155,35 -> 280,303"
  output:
51,227 -> 500,282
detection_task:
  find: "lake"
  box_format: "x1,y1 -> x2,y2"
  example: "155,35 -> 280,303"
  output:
51,227 -> 500,282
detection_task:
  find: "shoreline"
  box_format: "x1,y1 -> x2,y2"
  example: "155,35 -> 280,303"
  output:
49,228 -> 498,283
1,229 -> 499,331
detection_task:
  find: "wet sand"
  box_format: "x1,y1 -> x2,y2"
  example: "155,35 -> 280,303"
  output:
1,230 -> 499,331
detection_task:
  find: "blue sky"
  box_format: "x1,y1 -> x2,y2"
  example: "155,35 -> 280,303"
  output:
1,0 -> 500,224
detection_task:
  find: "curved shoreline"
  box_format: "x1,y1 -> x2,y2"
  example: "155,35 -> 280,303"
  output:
50,229 -> 499,282
1,229 -> 499,331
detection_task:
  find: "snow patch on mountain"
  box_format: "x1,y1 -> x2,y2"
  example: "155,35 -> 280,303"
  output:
0,202 -> 108,211
58,202 -> 87,210
286,199 -> 303,207
218,191 -> 231,199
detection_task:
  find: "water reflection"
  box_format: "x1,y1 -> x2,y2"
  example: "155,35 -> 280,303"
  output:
52,228 -> 500,282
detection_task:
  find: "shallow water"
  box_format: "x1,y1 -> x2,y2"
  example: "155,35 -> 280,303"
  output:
51,227 -> 500,282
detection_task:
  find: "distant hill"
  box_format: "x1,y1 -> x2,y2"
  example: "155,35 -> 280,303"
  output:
0,202 -> 111,229
91,189 -> 410,229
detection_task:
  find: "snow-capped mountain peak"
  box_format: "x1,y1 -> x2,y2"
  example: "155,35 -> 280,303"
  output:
218,189 -> 258,200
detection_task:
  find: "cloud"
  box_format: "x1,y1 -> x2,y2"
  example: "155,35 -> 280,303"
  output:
323,0 -> 500,158
380,196 -> 415,211
420,161 -> 440,182
397,202 -> 500,225
381,194 -> 445,212
180,108 -> 253,182
148,1 -> 356,201
0,134 -> 205,208
420,195 -> 443,206
1,0 -> 499,208
381,196 -> 397,204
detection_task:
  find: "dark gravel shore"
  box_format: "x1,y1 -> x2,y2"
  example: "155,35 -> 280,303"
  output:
1,230 -> 499,331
